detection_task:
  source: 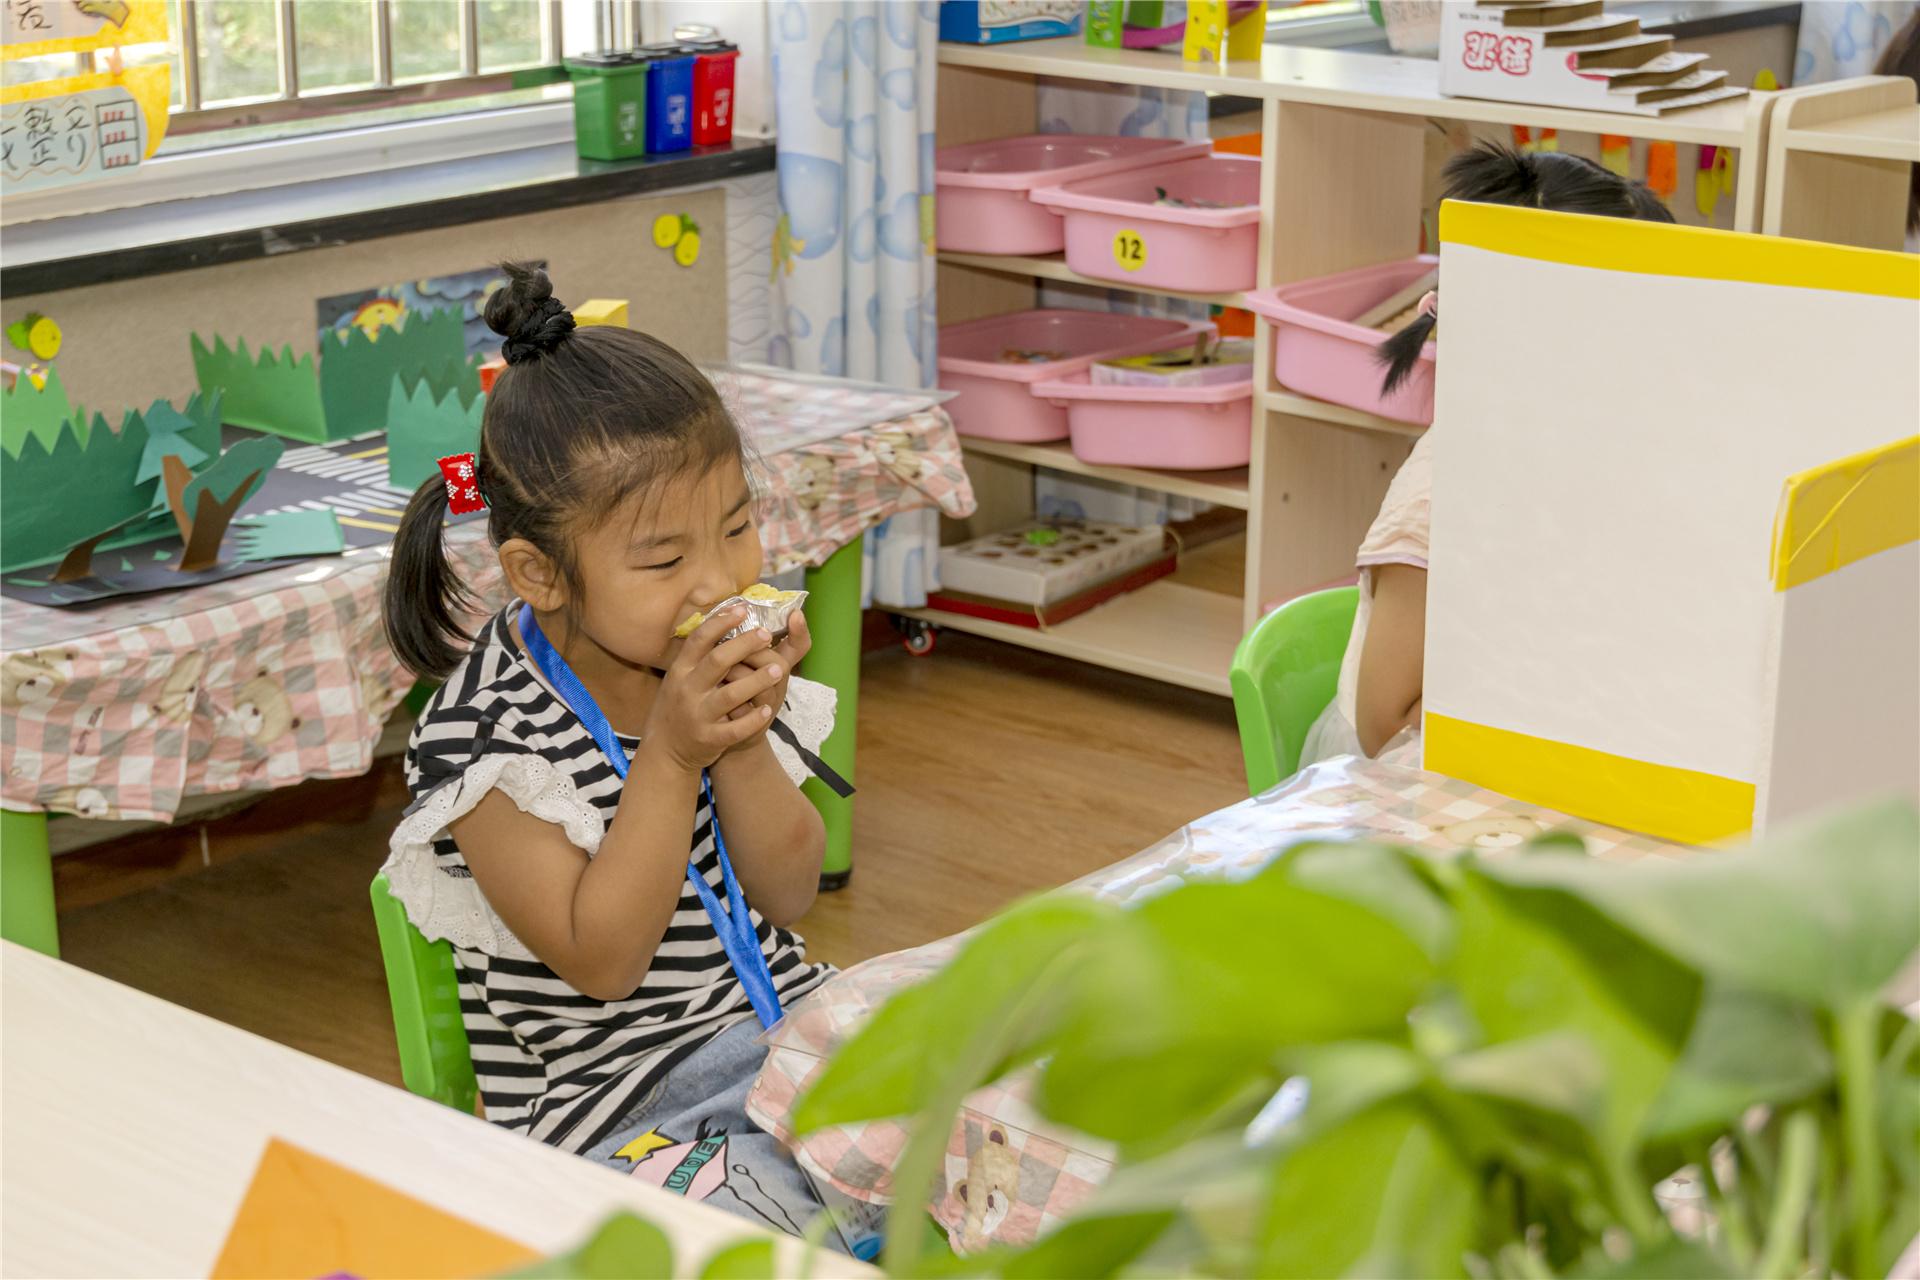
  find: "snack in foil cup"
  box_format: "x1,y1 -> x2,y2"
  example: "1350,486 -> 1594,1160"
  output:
673,583 -> 808,641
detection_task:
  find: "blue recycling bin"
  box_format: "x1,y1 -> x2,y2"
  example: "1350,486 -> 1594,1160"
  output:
639,43 -> 694,153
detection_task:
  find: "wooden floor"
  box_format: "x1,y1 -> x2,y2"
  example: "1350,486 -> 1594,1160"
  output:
55,631 -> 1247,1090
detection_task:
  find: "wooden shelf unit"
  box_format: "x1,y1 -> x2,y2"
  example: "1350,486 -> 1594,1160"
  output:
932,40 -> 1900,695
961,438 -> 1250,509
1764,76 -> 1920,251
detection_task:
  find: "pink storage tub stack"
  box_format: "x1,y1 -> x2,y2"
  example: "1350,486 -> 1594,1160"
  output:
1241,256 -> 1439,426
1030,154 -> 1263,293
1032,373 -> 1254,471
938,310 -> 1214,443
935,135 -> 1211,255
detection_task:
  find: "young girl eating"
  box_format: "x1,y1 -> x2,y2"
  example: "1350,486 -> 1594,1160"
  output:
379,263 -> 841,1238
1301,143 -> 1675,766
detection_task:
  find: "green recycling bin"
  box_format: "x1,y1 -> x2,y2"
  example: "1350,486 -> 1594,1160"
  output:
566,52 -> 650,162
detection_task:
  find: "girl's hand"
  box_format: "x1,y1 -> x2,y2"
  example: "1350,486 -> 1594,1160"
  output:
722,612 -> 811,719
643,607 -> 784,774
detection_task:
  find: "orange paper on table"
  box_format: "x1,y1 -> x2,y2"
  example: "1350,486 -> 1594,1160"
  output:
211,1138 -> 537,1280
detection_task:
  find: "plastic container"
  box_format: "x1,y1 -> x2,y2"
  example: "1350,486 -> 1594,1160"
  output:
1032,372 -> 1255,470
1240,255 -> 1438,426
565,53 -> 649,161
639,43 -> 695,153
686,39 -> 739,145
1031,154 -> 1263,293
938,1 -> 1084,43
938,309 -> 1213,443
936,135 -> 1211,255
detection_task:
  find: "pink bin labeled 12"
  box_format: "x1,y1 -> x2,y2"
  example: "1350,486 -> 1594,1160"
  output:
1241,256 -> 1438,426
935,134 -> 1211,256
1030,154 -> 1263,294
938,309 -> 1214,443
1032,372 -> 1254,471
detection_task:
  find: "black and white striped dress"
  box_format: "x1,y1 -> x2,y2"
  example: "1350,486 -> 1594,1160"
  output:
382,609 -> 833,1155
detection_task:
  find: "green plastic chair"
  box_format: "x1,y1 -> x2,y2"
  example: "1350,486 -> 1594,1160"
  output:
1229,586 -> 1361,796
369,872 -> 478,1114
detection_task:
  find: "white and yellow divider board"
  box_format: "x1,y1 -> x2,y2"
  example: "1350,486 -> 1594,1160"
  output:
1423,203 -> 1919,845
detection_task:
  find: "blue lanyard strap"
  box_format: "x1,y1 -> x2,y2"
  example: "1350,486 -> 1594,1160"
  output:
515,604 -> 782,1028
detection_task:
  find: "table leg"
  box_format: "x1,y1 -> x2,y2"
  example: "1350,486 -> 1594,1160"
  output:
801,536 -> 862,891
2,808 -> 58,957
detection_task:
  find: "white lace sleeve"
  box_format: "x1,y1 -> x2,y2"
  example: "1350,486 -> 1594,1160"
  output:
771,675 -> 837,788
379,753 -> 605,960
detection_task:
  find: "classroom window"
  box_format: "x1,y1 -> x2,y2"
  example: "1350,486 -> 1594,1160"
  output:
0,1 -> 651,151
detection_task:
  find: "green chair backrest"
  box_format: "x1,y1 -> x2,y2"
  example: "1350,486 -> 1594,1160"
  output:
1228,586 -> 1361,796
369,872 -> 478,1114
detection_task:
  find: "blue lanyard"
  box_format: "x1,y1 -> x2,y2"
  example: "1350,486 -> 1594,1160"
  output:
515,604 -> 782,1029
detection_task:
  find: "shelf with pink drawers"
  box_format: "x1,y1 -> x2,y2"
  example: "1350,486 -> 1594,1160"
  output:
930,39 -> 1867,695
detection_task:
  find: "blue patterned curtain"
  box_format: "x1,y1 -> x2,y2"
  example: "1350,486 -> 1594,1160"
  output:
770,0 -> 940,607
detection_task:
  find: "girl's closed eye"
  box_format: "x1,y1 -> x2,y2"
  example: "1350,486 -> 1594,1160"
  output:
726,520 -> 750,539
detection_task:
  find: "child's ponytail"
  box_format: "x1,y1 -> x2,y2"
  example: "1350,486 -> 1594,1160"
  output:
384,472 -> 478,680
1377,308 -> 1436,397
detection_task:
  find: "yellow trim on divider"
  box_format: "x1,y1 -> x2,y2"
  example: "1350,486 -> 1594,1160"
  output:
1441,202 -> 1920,301
1425,712 -> 1755,846
1772,435 -> 1920,591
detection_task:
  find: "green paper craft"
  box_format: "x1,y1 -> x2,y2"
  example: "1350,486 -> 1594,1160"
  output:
231,508 -> 345,562
177,435 -> 284,525
1,365 -> 81,455
320,307 -> 468,439
191,308 -> 468,444
191,334 -> 328,442
1,406 -> 155,573
386,360 -> 486,491
136,391 -> 225,484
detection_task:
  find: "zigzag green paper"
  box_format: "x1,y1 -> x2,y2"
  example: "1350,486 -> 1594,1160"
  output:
191,333 -> 328,442
1,406 -> 155,573
190,308 -> 469,443
386,362 -> 486,491
321,307 -> 469,440
1,366 -> 83,455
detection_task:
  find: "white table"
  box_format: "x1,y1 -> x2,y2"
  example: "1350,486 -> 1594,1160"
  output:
0,943 -> 870,1279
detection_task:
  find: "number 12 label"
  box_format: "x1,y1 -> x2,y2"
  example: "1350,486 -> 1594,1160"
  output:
1111,229 -> 1147,271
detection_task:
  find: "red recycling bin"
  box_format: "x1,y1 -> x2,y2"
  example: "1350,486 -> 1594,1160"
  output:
688,39 -> 738,146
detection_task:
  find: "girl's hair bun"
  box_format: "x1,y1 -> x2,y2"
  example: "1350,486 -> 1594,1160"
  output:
486,261 -> 576,365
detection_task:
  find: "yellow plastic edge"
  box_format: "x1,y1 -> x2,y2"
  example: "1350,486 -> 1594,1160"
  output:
1441,202 -> 1920,301
1425,712 -> 1755,846
1771,435 -> 1920,591
2,0 -> 169,61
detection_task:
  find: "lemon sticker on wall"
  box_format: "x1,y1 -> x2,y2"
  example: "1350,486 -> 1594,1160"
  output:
652,213 -> 701,268
6,312 -> 62,360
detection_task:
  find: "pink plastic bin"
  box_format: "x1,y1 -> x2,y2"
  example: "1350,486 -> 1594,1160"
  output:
936,135 -> 1211,255
1031,371 -> 1254,471
1241,256 -> 1438,426
1031,154 -> 1262,293
939,309 -> 1214,443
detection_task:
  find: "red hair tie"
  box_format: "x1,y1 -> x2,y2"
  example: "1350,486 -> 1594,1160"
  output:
437,453 -> 487,515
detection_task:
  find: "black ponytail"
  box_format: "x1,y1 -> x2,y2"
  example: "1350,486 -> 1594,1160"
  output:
1377,309 -> 1437,397
1377,141 -> 1676,396
384,471 -> 478,680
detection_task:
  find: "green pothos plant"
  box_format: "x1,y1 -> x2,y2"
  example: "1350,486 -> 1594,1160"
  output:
787,800 -> 1920,1279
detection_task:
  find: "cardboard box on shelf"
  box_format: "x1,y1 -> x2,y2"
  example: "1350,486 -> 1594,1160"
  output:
937,520 -> 1170,610
1438,2 -> 1748,116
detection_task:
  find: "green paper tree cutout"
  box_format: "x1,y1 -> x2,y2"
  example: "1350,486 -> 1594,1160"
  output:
386,360 -> 486,491
1,365 -> 82,456
2,406 -> 155,573
190,307 -> 469,444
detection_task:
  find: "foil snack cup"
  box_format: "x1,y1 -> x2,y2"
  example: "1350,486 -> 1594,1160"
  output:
675,586 -> 808,641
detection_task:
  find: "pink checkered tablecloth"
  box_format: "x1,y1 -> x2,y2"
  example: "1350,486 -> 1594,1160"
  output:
745,750 -> 1689,1255
1,404 -> 970,822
